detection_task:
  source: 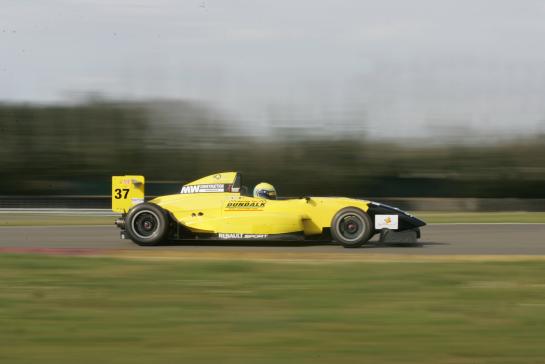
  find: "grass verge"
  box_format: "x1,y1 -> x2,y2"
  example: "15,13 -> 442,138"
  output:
2,254 -> 545,363
417,211 -> 545,224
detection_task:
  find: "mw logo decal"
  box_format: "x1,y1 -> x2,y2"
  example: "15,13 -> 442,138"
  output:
180,184 -> 226,194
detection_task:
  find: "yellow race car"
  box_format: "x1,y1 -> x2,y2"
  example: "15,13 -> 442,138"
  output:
112,172 -> 425,248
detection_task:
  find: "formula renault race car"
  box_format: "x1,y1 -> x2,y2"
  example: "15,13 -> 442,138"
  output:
112,172 -> 425,248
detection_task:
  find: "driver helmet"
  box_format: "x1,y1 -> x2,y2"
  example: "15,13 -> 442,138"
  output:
253,182 -> 277,200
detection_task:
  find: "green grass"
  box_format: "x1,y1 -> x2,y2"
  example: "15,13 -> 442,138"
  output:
2,255 -> 545,363
0,212 -> 544,226
417,211 -> 545,224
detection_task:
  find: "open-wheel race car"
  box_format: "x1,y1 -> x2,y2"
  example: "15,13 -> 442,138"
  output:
112,172 -> 425,248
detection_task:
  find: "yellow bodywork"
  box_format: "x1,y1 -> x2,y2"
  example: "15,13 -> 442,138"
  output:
119,172 -> 371,236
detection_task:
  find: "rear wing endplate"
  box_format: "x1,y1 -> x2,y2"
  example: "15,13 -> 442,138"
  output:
111,175 -> 145,213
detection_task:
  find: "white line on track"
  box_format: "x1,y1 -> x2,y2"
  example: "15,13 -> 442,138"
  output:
0,224 -> 113,228
0,208 -> 118,216
430,223 -> 545,225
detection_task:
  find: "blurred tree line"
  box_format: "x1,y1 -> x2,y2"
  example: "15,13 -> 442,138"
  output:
1,99 -> 544,198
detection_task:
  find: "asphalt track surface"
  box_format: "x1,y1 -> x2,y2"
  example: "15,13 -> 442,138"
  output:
0,224 -> 544,255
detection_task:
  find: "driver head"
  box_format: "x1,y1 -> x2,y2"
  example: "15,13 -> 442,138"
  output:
253,182 -> 277,200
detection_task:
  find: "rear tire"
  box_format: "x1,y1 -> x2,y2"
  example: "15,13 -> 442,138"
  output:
125,203 -> 169,246
330,207 -> 373,248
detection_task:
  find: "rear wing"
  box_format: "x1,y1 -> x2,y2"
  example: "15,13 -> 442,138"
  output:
111,175 -> 145,213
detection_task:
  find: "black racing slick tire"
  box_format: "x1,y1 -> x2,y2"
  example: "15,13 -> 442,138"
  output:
330,207 -> 373,248
125,203 -> 169,246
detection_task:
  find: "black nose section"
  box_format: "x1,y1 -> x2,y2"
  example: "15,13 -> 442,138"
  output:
404,214 -> 426,228
367,202 -> 426,230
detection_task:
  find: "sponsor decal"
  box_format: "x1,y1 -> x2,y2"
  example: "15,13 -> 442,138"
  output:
180,184 -> 226,194
375,214 -> 399,230
225,200 -> 266,210
213,174 -> 221,180
218,233 -> 268,239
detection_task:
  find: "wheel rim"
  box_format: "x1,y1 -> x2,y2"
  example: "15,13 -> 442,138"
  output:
337,213 -> 366,242
132,210 -> 161,239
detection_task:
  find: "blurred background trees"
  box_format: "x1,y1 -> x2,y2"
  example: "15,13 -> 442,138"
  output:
1,99 -> 544,198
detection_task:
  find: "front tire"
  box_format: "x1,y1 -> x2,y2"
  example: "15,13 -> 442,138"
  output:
125,203 -> 169,246
330,207 -> 373,248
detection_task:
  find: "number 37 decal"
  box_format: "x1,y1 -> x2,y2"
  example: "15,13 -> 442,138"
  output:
114,188 -> 129,199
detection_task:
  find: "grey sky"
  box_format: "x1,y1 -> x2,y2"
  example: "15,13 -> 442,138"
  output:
2,0 -> 545,139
